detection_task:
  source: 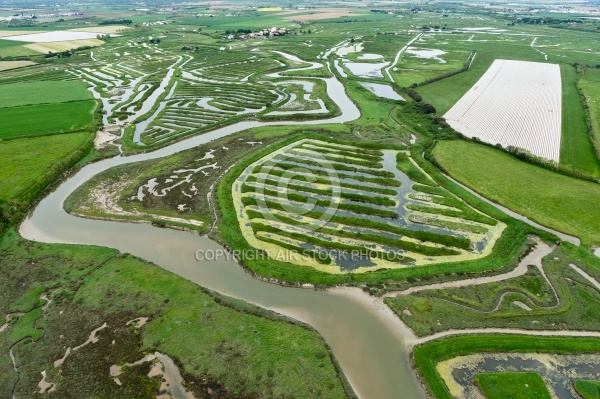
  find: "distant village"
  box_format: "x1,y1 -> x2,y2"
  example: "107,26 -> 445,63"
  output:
225,27 -> 289,40
0,12 -> 83,22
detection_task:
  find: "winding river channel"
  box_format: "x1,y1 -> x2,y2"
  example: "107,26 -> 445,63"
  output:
19,52 -> 428,399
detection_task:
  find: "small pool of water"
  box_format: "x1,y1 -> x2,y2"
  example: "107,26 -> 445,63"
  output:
360,83 -> 405,101
357,53 -> 384,60
405,48 -> 447,64
343,61 -> 389,79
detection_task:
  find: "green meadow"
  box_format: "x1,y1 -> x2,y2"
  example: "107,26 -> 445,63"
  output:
580,67 -> 600,159
432,140 -> 600,246
0,132 -> 92,202
0,100 -> 96,139
559,64 -> 600,176
0,81 -> 92,108
0,38 -> 29,49
476,373 -> 552,399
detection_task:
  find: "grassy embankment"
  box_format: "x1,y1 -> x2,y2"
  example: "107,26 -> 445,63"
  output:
0,231 -> 353,398
575,380 -> 600,399
432,140 -> 600,247
413,335 -> 600,399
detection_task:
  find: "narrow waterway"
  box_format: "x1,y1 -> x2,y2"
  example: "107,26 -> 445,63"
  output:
19,53 -> 426,399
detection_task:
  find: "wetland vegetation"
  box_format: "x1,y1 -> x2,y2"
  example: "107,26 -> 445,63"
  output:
2,0 -> 600,398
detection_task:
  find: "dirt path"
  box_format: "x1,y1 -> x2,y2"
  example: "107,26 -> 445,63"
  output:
570,264 -> 600,292
416,241 -> 561,315
381,237 -> 554,299
413,328 -> 600,346
384,33 -> 422,82
376,238 -> 600,349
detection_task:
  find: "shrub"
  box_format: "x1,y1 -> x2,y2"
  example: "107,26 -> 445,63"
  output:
407,88 -> 422,102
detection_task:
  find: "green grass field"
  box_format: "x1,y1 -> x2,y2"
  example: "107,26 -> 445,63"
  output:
0,38 -> 35,57
475,372 -> 552,399
0,45 -> 38,57
580,67 -> 600,159
0,38 -> 30,48
559,64 -> 600,176
575,380 -> 600,399
0,132 -> 92,202
0,100 -> 96,139
0,81 -> 92,108
432,140 -> 600,247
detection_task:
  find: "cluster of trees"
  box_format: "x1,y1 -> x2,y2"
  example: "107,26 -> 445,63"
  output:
99,19 -> 132,25
332,19 -> 370,24
517,17 -> 582,25
418,24 -> 449,30
225,28 -> 252,34
45,50 -> 72,58
44,45 -> 93,59
406,88 -> 422,102
414,102 -> 436,114
0,200 -> 21,237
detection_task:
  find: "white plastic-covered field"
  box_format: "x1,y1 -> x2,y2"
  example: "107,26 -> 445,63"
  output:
4,31 -> 113,43
444,59 -> 562,161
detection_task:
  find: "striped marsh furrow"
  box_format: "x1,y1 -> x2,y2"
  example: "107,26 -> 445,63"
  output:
233,138 -> 505,273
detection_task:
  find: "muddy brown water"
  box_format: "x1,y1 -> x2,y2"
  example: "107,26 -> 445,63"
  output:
19,70 -> 426,398
21,181 -> 425,398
